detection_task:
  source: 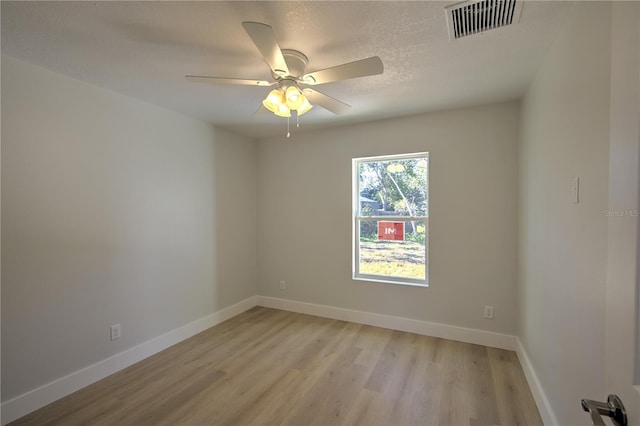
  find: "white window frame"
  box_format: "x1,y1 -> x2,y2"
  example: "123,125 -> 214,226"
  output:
352,152 -> 429,287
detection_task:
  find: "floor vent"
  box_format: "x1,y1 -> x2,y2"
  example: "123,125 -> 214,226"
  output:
445,0 -> 523,40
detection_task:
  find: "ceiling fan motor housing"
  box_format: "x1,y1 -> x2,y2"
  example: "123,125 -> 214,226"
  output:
275,49 -> 309,79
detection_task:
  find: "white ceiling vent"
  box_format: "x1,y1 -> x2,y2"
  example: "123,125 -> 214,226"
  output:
445,0 -> 523,40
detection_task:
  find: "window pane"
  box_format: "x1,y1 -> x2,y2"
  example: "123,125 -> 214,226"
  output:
358,157 -> 428,217
358,220 -> 426,280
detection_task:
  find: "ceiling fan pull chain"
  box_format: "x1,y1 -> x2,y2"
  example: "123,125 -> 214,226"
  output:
286,117 -> 291,138
296,113 -> 300,128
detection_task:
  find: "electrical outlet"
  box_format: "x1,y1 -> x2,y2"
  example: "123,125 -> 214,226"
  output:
484,305 -> 494,320
110,324 -> 121,341
279,280 -> 286,290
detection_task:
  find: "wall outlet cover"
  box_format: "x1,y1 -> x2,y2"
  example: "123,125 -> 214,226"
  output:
484,305 -> 494,320
110,324 -> 121,340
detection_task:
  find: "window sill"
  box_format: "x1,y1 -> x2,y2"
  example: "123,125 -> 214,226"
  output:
353,276 -> 429,288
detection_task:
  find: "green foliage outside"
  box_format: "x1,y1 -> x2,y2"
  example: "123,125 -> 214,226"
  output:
359,157 -> 428,244
357,156 -> 428,280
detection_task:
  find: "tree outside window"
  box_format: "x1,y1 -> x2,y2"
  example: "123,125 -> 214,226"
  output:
353,153 -> 429,286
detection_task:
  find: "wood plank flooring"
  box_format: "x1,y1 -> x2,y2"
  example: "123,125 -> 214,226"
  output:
10,307 -> 542,426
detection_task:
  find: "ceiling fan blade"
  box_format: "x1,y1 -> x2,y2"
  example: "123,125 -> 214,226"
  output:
303,89 -> 351,115
242,22 -> 290,76
252,105 -> 270,117
185,75 -> 274,86
302,56 -> 383,85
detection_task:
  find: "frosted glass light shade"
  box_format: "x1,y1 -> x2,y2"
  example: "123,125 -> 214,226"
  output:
285,86 -> 304,110
274,103 -> 291,117
262,85 -> 312,119
262,89 -> 284,113
297,97 -> 313,116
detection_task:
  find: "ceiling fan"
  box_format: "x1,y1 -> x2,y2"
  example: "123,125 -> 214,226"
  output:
186,21 -> 384,136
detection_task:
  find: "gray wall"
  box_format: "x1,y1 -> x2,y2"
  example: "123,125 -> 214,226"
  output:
1,56 -> 258,401
605,3 -> 640,422
257,102 -> 519,335
518,3 -> 611,424
3,5 -> 633,424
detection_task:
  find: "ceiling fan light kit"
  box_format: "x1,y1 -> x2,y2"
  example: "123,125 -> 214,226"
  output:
263,83 -> 313,118
186,21 -> 383,138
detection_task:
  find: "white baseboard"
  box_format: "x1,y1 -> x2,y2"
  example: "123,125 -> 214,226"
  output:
2,295 -> 522,425
516,338 -> 558,425
257,296 -> 516,351
0,296 -> 258,425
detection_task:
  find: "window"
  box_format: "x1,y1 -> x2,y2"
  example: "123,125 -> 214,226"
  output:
353,153 -> 429,286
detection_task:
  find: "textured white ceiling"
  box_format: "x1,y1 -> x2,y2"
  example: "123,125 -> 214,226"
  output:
1,1 -> 573,139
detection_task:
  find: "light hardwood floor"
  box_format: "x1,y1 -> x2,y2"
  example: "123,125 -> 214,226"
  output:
11,307 -> 542,426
